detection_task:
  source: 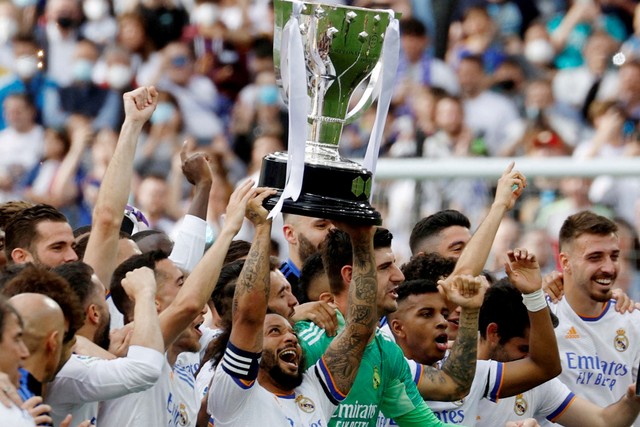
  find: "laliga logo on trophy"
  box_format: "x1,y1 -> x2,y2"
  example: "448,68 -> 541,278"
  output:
258,0 -> 400,225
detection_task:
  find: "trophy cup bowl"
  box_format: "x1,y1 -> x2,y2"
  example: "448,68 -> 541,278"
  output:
258,0 -> 397,225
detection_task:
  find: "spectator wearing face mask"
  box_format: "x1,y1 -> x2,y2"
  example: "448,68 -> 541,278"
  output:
155,41 -> 223,143
189,1 -> 252,125
80,0 -> 118,47
522,22 -> 557,76
36,0 -> 83,88
0,33 -> 65,130
58,39 -> 122,131
134,91 -> 185,179
96,45 -> 136,94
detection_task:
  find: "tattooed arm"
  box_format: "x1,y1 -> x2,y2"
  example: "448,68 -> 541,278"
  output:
227,188 -> 276,353
322,224 -> 378,395
158,181 -> 265,349
417,274 -> 487,401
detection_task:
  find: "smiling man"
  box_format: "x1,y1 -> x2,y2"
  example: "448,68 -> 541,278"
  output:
296,228 -> 478,426
383,250 -> 562,426
208,193 -> 390,426
550,211 -> 640,418
5,204 -> 78,267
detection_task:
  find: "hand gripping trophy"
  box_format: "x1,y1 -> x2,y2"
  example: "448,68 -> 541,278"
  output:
259,0 -> 400,225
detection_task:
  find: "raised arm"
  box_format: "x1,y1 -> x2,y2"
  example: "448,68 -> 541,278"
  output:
453,162 -> 526,276
167,146 -> 213,271
46,117 -> 92,207
322,224 -> 377,396
227,188 -> 274,352
121,267 -> 163,353
158,182 -> 271,349
556,385 -> 640,427
46,268 -> 166,410
499,248 -> 561,397
83,87 -> 158,289
181,147 -> 213,220
418,274 -> 487,400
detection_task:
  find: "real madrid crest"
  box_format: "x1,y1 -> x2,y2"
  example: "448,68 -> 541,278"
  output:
373,366 -> 381,390
614,329 -> 629,352
178,403 -> 189,426
513,394 -> 527,416
296,395 -> 316,413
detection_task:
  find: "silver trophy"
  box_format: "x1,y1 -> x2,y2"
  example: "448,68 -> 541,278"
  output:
259,0 -> 399,225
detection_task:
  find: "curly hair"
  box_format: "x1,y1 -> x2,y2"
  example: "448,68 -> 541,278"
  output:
1,264 -> 84,343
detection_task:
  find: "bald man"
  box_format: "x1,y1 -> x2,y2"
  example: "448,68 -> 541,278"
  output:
9,293 -> 65,400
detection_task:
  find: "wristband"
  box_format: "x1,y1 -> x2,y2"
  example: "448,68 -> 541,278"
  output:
522,289 -> 547,312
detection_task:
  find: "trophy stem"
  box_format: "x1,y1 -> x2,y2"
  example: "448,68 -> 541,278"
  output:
305,140 -> 341,163
308,117 -> 344,149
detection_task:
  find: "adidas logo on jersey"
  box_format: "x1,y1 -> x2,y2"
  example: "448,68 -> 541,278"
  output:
565,326 -> 580,339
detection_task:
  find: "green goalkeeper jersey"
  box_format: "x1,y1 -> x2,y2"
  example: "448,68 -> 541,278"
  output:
296,311 -> 462,427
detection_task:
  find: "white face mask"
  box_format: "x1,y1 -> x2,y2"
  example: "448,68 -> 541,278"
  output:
524,39 -> 555,65
83,0 -> 109,21
15,55 -> 39,79
106,64 -> 133,89
193,3 -> 218,27
73,59 -> 94,82
0,17 -> 17,44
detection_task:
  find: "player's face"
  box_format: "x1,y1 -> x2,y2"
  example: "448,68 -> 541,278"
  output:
173,310 -> 205,354
433,226 -> 472,260
31,221 -> 78,267
446,306 -> 461,341
562,233 -> 619,303
155,259 -> 185,312
92,275 -> 111,350
489,329 -> 530,362
392,292 -> 449,365
294,218 -> 334,264
374,247 -> 404,316
0,313 -> 29,386
261,314 -> 304,390
268,270 -> 298,319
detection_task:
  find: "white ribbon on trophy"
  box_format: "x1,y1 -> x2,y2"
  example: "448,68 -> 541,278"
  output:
269,4 -> 399,217
363,12 -> 400,193
268,0 -> 308,219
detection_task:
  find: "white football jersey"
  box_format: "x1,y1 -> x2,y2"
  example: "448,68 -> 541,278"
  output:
0,402 -> 36,426
195,358 -> 215,400
208,342 -> 344,427
476,378 -> 575,427
377,359 -> 505,427
99,351 -> 200,427
550,298 -> 640,425
45,346 -> 164,426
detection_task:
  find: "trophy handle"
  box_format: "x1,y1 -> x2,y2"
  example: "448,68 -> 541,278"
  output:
344,60 -> 383,125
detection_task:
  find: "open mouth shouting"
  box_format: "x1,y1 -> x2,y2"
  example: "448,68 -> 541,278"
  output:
435,333 -> 449,353
193,317 -> 204,337
278,346 -> 300,371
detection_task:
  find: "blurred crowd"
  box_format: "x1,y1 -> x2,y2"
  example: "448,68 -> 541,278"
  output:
0,0 -> 638,296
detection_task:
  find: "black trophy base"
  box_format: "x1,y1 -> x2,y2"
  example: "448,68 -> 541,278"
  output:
259,152 -> 382,226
